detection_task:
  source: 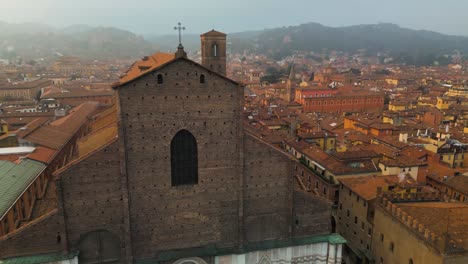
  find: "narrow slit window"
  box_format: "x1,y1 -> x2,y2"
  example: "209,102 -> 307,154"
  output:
212,44 -> 218,57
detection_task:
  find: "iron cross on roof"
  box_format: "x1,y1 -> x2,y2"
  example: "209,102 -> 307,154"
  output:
174,22 -> 186,46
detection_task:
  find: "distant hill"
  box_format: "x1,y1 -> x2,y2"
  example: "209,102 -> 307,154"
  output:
1,21 -> 467,65
234,23 -> 468,64
0,21 -> 155,61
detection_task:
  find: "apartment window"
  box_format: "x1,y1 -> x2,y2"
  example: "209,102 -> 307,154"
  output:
380,233 -> 384,242
357,196 -> 360,202
323,187 -> 327,195
380,257 -> 383,264
354,216 -> 358,224
390,242 -> 394,253
361,221 -> 365,230
339,203 -> 342,210
349,190 -> 352,196
347,210 -> 350,217
200,74 -> 205,83
368,228 -> 372,236
409,259 -> 413,264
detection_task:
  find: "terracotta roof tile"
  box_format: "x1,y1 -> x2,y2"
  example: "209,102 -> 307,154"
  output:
339,175 -> 400,200
23,102 -> 99,149
397,202 -> 468,250
116,52 -> 175,86
26,146 -> 57,164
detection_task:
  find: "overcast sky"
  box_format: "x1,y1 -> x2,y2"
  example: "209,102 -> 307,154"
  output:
1,0 -> 468,36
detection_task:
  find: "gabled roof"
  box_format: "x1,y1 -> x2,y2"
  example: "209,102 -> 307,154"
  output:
23,102 -> 99,149
115,52 -> 175,87
200,29 -> 226,37
112,54 -> 241,89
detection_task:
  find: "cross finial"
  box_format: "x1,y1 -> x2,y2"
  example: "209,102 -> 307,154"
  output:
174,22 -> 186,46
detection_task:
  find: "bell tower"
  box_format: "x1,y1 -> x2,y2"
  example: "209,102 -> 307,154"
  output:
201,29 -> 227,76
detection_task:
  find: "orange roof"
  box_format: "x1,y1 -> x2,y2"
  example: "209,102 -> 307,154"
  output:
26,146 -> 57,164
24,102 -> 99,149
339,175 -> 401,200
397,202 -> 468,248
116,52 -> 175,86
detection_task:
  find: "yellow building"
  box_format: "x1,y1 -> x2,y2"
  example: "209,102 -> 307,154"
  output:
444,86 -> 468,98
436,97 -> 456,110
385,78 -> 399,85
373,193 -> 468,264
298,131 -> 336,151
0,120 -> 8,135
388,100 -> 415,111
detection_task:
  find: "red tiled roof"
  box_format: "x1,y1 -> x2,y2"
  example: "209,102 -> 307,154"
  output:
26,146 -> 57,164
23,102 -> 99,149
339,175 -> 400,200
115,52 -> 175,87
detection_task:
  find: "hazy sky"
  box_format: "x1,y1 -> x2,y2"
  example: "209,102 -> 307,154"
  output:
1,0 -> 468,36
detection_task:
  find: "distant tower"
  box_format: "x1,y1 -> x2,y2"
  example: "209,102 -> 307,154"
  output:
201,29 -> 227,76
286,64 -> 296,102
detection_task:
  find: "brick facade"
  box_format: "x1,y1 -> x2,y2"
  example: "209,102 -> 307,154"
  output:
0,53 -> 334,263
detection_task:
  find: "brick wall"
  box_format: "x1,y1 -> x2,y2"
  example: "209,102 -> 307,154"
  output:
242,134 -> 293,243
118,59 -> 243,258
292,190 -> 331,238
0,210 -> 65,259
58,140 -> 125,256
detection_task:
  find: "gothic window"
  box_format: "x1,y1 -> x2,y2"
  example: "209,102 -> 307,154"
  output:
157,74 -> 163,84
212,43 -> 218,57
200,74 -> 205,83
171,130 -> 198,186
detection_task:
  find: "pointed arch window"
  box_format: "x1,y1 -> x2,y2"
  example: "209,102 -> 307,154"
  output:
171,130 -> 198,186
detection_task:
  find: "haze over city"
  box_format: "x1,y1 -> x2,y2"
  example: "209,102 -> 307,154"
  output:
0,1 -> 467,264
2,0 -> 468,36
